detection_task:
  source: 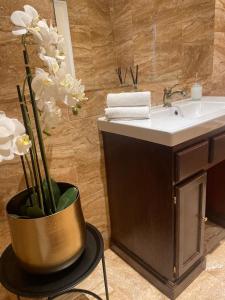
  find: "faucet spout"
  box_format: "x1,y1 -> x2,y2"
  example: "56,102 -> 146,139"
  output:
171,90 -> 186,97
163,85 -> 186,107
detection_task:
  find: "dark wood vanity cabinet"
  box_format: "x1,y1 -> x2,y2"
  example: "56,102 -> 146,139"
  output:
101,128 -> 225,299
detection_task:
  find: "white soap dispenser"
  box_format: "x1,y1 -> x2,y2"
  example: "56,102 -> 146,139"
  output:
191,73 -> 202,101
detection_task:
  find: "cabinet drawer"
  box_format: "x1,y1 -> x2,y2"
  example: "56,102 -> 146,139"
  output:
210,132 -> 225,164
175,141 -> 209,181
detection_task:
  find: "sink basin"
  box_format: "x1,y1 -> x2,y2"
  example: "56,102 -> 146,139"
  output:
98,96 -> 225,146
175,101 -> 225,119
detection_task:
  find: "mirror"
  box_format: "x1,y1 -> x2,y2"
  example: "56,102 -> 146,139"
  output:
53,0 -> 75,77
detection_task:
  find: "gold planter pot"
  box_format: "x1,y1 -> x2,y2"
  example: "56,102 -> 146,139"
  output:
6,182 -> 86,274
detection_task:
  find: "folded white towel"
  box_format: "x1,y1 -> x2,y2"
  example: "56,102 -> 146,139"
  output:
105,106 -> 150,120
107,91 -> 151,107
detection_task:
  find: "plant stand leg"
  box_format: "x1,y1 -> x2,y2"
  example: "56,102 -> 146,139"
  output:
102,254 -> 110,300
48,288 -> 103,299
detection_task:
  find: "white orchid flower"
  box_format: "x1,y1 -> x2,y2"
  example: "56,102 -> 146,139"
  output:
39,54 -> 59,74
64,79 -> 87,107
11,5 -> 41,39
38,21 -> 58,44
33,21 -> 66,62
42,100 -> 62,130
59,74 -> 75,93
32,68 -> 57,102
57,72 -> 77,102
13,134 -> 32,156
0,112 -> 26,162
24,5 -> 39,20
55,36 -> 66,61
54,65 -> 87,107
11,4 -> 87,135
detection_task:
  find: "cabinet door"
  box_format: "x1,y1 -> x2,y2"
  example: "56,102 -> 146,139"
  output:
175,173 -> 206,277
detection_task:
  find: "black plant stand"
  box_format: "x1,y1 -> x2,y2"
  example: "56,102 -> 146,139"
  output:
0,223 -> 109,300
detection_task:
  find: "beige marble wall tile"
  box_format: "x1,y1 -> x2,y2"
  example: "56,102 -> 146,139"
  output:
110,0 -> 134,71
88,0 -> 116,88
68,0 -> 95,90
111,0 -> 133,44
215,0 -> 225,32
152,10 -> 182,82
0,159 -> 25,219
114,40 -> 134,69
212,32 -> 225,76
110,0 -> 216,92
70,26 -> 95,89
132,1 -> 153,84
67,0 -> 88,26
182,43 -> 214,79
210,0 -> 225,96
132,0 -> 154,30
133,30 -> 152,83
153,0 -> 182,12
182,17 -> 214,45
67,0 -> 116,91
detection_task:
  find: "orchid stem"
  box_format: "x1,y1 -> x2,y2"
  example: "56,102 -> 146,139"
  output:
17,85 -> 45,214
24,154 -> 37,204
20,156 -> 32,206
21,76 -> 47,211
23,47 -> 56,213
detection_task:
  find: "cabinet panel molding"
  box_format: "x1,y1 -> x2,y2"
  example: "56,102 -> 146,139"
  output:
175,173 -> 207,277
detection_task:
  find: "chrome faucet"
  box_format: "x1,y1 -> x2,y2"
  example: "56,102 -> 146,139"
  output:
163,84 -> 186,107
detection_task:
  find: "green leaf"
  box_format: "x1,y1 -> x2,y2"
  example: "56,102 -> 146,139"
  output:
19,193 -> 45,218
56,187 -> 78,212
19,192 -> 38,216
20,204 -> 28,216
43,178 -> 61,211
26,206 -> 45,218
30,192 -> 39,206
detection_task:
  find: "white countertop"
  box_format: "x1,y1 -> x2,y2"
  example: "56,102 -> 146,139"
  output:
97,97 -> 225,146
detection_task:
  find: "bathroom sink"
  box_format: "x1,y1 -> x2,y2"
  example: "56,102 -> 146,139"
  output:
175,101 -> 225,119
98,96 -> 225,146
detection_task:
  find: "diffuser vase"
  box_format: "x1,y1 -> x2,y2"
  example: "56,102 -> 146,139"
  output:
6,182 -> 86,274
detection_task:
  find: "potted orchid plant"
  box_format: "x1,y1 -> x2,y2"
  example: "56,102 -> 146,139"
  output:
1,5 -> 87,274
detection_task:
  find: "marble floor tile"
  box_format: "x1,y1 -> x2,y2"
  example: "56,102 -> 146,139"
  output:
206,241 -> 225,282
204,221 -> 225,254
73,244 -> 225,300
2,244 -> 225,300
177,271 -> 225,300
